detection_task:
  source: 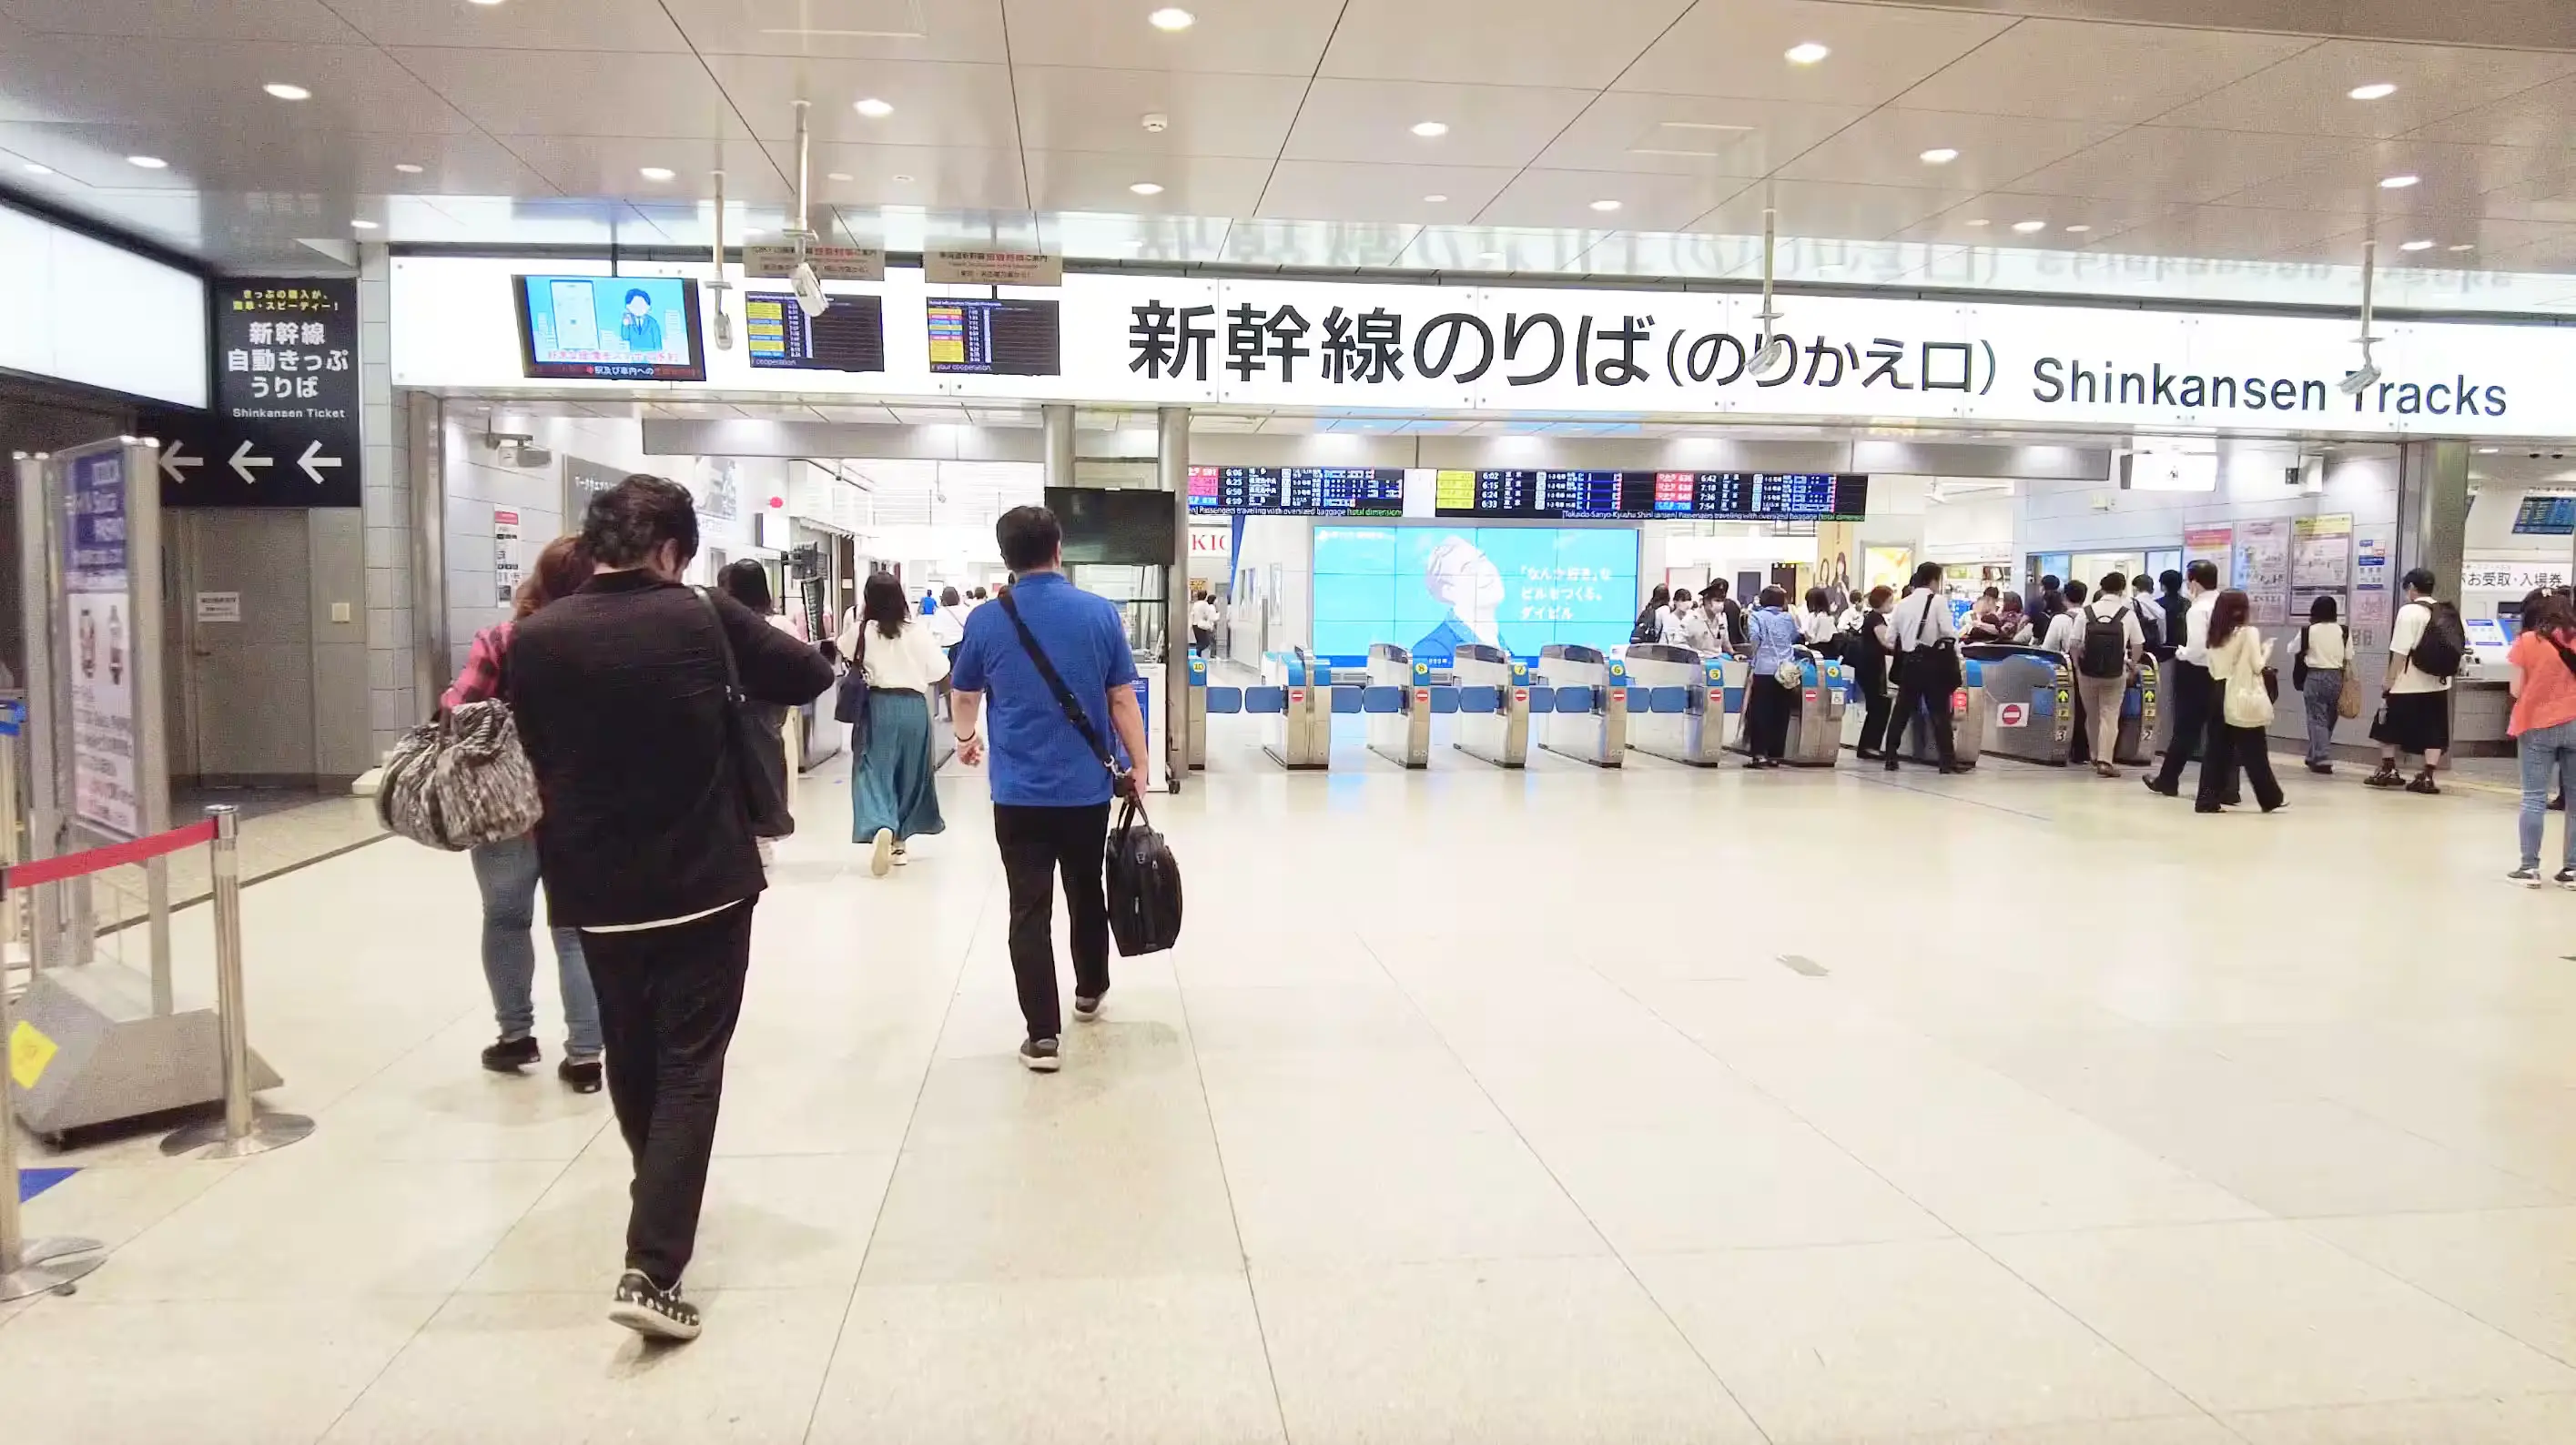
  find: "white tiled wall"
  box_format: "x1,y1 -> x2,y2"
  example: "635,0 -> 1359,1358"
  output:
359,248 -> 415,760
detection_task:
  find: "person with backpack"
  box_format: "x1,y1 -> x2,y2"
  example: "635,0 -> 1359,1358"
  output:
2506,589 -> 2576,885
2071,572 -> 2145,777
1631,584 -> 1670,646
2292,595 -> 2349,774
2367,567 -> 2461,793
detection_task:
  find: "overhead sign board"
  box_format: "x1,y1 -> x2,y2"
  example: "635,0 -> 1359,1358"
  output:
741,244 -> 885,282
147,278 -> 360,509
924,248 -> 1063,287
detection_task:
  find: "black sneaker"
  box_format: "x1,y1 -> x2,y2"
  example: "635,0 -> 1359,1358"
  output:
2406,771 -> 2441,795
1019,1036 -> 1062,1073
2510,866 -> 2544,889
2306,761 -> 2333,774
1072,991 -> 1105,1022
480,1036 -> 540,1073
2554,868 -> 2576,890
2365,765 -> 2405,789
608,1270 -> 701,1341
558,1057 -> 603,1094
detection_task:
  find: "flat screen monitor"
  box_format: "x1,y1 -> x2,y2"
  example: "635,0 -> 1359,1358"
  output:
2513,495 -> 2576,536
1185,466 -> 1404,516
1310,524 -> 1638,665
745,292 -> 885,373
514,275 -> 705,381
1045,487 -> 1177,565
927,298 -> 1060,376
1428,470 -> 1868,520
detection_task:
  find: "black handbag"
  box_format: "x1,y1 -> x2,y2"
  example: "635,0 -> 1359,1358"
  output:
998,593 -> 1182,956
833,625 -> 873,756
1899,593 -> 1959,690
695,589 -> 796,839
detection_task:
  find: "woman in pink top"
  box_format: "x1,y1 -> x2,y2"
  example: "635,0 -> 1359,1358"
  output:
2506,589 -> 2576,886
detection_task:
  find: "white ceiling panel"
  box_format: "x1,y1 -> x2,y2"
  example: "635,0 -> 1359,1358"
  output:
664,0 -> 1007,62
1319,0 -> 1695,88
2407,74 -> 2576,150
323,0 -> 690,51
2474,170 -> 2576,226
1536,91 -> 1862,178
498,136 -> 786,203
1689,177 -> 1981,244
0,35 -> 472,134
2007,126 -> 2364,207
2152,40 -> 2576,139
1617,0 -> 2012,105
391,48 -> 747,140
1216,218 -> 1425,268
1023,151 -> 1270,217
2102,203 -> 2371,262
1774,109 -> 2118,192
1396,226 -> 1607,272
0,0 -> 361,42
1282,79 -> 1597,168
1477,167 -> 1749,233
1890,19 -> 2316,125
702,55 -> 1019,147
1887,192 -> 2158,248
785,143 -> 1028,211
999,0 -> 1340,77
1012,66 -> 1307,159
2219,140 -> 2574,217
1255,160 -> 1519,225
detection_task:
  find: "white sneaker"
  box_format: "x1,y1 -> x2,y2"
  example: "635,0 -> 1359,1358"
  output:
891,843 -> 908,866
869,827 -> 895,877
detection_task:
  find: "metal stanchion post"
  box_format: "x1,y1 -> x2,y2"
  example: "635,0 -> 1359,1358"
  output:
1,959 -> 102,1298
158,807 -> 312,1159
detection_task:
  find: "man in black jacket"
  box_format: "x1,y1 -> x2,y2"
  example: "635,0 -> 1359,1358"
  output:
507,476 -> 832,1341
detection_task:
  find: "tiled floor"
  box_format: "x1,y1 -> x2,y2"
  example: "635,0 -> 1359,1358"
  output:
10,724 -> 2576,1443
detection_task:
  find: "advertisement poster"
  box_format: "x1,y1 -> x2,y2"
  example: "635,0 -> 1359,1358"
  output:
2183,525 -> 2233,587
1813,520 -> 1856,609
62,450 -> 137,838
2238,518 -> 2291,625
2290,513 -> 2353,624
1863,546 -> 1913,593
493,507 -> 522,604
1310,524 -> 1638,663
2351,531 -> 2393,653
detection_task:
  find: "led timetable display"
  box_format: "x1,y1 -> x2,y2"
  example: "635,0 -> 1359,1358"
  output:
744,291 -> 885,373
926,298 -> 1061,376
1186,466 -> 1404,516
1433,470 -> 1868,520
2512,495 -> 2576,536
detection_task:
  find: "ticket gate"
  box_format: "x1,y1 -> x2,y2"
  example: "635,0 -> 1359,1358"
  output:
1184,652 -> 1209,770
1365,643 -> 1432,769
2114,655 -> 2162,766
1896,656 -> 1987,769
1625,643 -> 1728,766
1261,650 -> 1331,769
1451,642 -> 1532,768
1962,643 -> 2077,765
1780,652 -> 1850,767
1537,643 -> 1627,767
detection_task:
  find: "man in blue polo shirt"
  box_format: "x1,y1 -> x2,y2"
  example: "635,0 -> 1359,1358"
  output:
950,505 -> 1151,1073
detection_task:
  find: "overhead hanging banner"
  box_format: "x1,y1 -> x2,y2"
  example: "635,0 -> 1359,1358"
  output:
147,278 -> 360,509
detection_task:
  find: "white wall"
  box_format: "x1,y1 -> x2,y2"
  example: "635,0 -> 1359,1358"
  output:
1230,515 -> 1312,662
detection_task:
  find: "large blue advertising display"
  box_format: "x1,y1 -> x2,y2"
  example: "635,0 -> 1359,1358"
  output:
1313,525 -> 1638,664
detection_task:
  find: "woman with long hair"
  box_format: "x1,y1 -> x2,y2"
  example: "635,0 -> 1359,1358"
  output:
1634,583 -> 1671,644
2505,589 -> 2576,885
716,560 -> 800,854
2196,589 -> 2286,814
837,571 -> 949,876
442,534 -> 603,1092
2294,593 -> 2348,774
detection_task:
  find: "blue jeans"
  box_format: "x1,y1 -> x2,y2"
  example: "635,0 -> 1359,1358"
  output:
470,834 -> 601,1059
2520,719 -> 2576,871
2302,668 -> 2343,765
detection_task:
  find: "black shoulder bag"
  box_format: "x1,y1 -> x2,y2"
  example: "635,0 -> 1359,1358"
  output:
997,593 -> 1183,956
695,589 -> 796,840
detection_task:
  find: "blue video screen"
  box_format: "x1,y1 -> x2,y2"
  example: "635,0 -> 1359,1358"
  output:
1311,525 -> 1638,664
514,274 -> 705,380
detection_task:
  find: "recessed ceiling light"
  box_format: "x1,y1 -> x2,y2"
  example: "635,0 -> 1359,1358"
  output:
2379,173 -> 2419,188
1130,181 -> 1163,195
2399,238 -> 2435,251
2448,242 -> 2475,252
1423,193 -> 1448,203
393,162 -> 424,175
1784,42 -> 1831,65
1918,147 -> 1958,165
468,0 -> 505,6
827,171 -> 853,181
22,163 -> 51,176
2348,82 -> 2398,100
2478,446 -> 2500,453
350,218 -> 379,229
1589,198 -> 1621,211
262,82 -> 309,101
2063,224 -> 2092,233
1148,6 -> 1194,30
1411,121 -> 1448,137
639,166 -> 674,181
126,155 -> 167,169
1479,250 -> 1506,261
891,173 -> 914,182
2012,219 -> 2047,232
1962,217 -> 1989,227
855,97 -> 893,118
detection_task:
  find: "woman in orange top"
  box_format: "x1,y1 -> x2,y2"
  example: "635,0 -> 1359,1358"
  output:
2506,589 -> 2576,886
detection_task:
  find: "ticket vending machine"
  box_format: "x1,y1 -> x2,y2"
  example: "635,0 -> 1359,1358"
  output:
1780,652 -> 1850,767
1451,642 -> 1531,768
1625,642 -> 1728,766
2114,656 -> 2162,766
1261,650 -> 1331,769
1366,643 -> 1432,769
1963,643 -> 2076,765
1537,643 -> 1626,767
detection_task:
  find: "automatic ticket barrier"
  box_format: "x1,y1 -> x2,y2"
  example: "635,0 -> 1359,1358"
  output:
1898,656 -> 1988,768
1451,642 -> 1532,768
1626,643 -> 1728,766
2115,656 -> 2162,766
1259,650 -> 1331,769
1962,644 -> 2076,765
1781,652 -> 1850,767
1537,643 -> 1627,767
1364,643 -> 1433,769
1184,652 -> 1209,770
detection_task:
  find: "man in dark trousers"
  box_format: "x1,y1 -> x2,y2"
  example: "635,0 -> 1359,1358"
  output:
1886,561 -> 1963,773
948,506 -> 1154,1074
508,476 -> 832,1341
2146,559 -> 2232,801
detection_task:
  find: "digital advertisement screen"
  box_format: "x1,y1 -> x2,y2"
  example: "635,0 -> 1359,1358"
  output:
1186,466 -> 1404,516
513,275 -> 705,381
926,298 -> 1060,376
745,292 -> 885,373
1311,525 -> 1638,665
1431,470 -> 1867,520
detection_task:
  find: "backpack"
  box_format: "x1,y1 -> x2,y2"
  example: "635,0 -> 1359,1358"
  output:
2135,604 -> 2165,652
2407,601 -> 2467,680
1105,795 -> 1184,957
2077,603 -> 2129,679
1630,611 -> 1659,645
377,700 -> 543,851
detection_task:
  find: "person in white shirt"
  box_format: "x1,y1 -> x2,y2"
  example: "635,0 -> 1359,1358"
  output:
2131,585 -> 2166,653
836,572 -> 951,876
1800,586 -> 1841,648
2040,579 -> 2090,659
1885,561 -> 1962,773
2293,594 -> 2348,773
2196,588 -> 2287,813
1658,588 -> 1700,647
1189,590 -> 1221,654
2070,573 -> 2146,778
2367,568 -> 2453,793
2146,559 -> 2227,800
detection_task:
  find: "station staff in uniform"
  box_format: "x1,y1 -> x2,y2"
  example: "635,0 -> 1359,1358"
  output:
2146,560 -> 2228,801
1886,561 -> 1962,773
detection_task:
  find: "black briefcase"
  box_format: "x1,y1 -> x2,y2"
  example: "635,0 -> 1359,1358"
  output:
1104,794 -> 1183,956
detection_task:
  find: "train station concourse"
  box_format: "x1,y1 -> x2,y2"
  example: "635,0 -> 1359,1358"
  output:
14,0 -> 2576,1441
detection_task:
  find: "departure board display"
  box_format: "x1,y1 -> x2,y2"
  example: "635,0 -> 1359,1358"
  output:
1432,470 -> 1867,520
744,292 -> 885,373
1186,466 -> 1405,516
926,298 -> 1060,376
2514,495 -> 2576,536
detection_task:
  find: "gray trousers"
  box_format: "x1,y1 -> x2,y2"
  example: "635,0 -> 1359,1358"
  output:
2075,672 -> 2126,767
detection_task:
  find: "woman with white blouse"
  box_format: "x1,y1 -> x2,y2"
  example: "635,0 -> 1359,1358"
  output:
837,572 -> 950,876
2294,594 -> 2348,773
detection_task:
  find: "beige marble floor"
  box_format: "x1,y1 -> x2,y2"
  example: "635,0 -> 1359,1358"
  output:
8,721 -> 2576,1444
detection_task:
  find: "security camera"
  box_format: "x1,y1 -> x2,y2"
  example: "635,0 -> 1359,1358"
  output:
1141,112 -> 1170,133
1749,334 -> 1795,383
792,259 -> 830,318
2336,361 -> 2381,397
711,302 -> 735,351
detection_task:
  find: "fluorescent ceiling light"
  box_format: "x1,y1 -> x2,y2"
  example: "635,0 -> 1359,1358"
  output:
126,155 -> 167,168
1589,198 -> 1621,211
2012,219 -> 2046,232
855,97 -> 893,117
2478,447 -> 2500,453
1423,193 -> 1448,203
263,83 -> 309,101
394,162 -> 424,174
1962,217 -> 1989,227
1918,147 -> 1958,164
827,171 -> 853,181
2399,238 -> 2435,251
1410,121 -> 1448,137
2379,173 -> 2419,188
1784,42 -> 1830,65
1130,181 -> 1163,195
350,218 -> 379,229
639,166 -> 675,181
22,162 -> 51,175
2448,242 -> 2475,252
2348,82 -> 2397,100
2064,224 -> 2092,233
1148,7 -> 1194,30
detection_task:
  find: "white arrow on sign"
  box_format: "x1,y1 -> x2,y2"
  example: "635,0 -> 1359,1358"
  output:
159,441 -> 201,485
297,440 -> 344,485
228,440 -> 271,485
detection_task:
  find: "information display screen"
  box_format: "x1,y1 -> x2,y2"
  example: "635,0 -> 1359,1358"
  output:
2513,495 -> 2576,536
1432,469 -> 1867,520
1310,525 -> 1637,665
926,298 -> 1060,376
514,275 -> 705,381
1185,466 -> 1404,516
745,292 -> 885,373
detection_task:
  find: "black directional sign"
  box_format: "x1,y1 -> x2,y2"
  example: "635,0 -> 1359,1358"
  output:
147,278 -> 360,509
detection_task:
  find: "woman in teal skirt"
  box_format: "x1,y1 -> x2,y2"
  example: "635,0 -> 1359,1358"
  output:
837,571 -> 948,876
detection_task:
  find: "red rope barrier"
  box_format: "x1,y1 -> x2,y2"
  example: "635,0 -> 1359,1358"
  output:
5,819 -> 218,891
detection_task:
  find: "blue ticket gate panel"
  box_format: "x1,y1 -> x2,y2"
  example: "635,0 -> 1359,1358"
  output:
1261,650 -> 1331,769
1964,643 -> 2076,765
1899,657 -> 1986,768
1626,643 -> 1727,766
1537,644 -> 1626,768
1451,642 -> 1530,768
1782,653 -> 1849,767
1365,643 -> 1432,769
1185,652 -> 1209,770
2115,655 -> 2161,766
